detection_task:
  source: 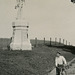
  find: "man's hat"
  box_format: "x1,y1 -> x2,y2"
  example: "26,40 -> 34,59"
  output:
57,51 -> 61,54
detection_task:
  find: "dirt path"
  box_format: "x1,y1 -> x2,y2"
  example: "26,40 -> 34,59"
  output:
67,60 -> 75,75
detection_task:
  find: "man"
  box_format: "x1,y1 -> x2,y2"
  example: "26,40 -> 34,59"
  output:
55,52 -> 67,75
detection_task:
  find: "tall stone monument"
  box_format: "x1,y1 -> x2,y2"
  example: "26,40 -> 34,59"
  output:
10,0 -> 32,50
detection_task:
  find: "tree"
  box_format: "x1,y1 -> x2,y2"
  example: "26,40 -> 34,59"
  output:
71,0 -> 75,3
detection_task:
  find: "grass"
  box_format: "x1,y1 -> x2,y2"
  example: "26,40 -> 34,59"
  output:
0,46 -> 75,75
0,38 -> 64,50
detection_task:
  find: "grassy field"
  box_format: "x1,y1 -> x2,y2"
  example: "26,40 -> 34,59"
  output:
0,46 -> 75,75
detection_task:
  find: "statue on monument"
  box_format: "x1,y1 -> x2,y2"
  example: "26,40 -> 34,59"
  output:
15,0 -> 25,19
10,0 -> 32,50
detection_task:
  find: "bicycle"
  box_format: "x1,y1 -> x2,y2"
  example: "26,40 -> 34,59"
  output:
57,64 -> 67,75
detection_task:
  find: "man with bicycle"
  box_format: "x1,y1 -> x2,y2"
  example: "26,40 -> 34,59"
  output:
55,52 -> 67,75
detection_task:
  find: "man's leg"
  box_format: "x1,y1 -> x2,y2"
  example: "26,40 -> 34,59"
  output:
56,67 -> 60,75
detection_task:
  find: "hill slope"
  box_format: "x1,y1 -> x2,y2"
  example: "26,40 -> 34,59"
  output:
0,46 -> 75,75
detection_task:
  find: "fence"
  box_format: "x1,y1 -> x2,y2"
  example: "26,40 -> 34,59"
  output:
32,37 -> 71,47
0,38 -> 72,50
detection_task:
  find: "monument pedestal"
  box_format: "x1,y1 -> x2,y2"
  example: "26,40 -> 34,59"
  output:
10,20 -> 32,50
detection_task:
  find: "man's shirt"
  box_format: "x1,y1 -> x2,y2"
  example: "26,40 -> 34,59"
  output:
55,56 -> 67,67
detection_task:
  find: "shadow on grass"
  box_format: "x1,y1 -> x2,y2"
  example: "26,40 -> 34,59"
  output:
46,44 -> 75,54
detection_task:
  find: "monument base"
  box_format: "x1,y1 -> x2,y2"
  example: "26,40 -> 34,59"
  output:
10,20 -> 32,50
10,42 -> 32,50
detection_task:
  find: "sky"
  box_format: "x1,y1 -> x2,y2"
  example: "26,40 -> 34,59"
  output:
0,0 -> 75,45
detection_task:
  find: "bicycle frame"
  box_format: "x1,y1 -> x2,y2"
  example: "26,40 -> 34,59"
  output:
60,68 -> 66,75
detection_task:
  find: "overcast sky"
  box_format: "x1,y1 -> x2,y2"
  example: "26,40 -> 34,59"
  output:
0,0 -> 75,45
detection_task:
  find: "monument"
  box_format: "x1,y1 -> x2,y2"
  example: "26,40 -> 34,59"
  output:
10,0 -> 32,50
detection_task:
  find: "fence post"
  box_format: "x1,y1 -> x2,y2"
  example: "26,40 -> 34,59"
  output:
66,40 -> 67,46
59,38 -> 61,44
63,39 -> 64,45
50,37 -> 51,46
35,37 -> 37,47
55,38 -> 57,45
44,37 -> 45,45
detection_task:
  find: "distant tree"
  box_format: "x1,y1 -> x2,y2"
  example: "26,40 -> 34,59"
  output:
71,0 -> 75,3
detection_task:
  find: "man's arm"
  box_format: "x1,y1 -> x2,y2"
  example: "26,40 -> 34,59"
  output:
62,56 -> 67,65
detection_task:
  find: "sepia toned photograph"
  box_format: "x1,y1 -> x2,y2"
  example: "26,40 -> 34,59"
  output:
0,0 -> 75,75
